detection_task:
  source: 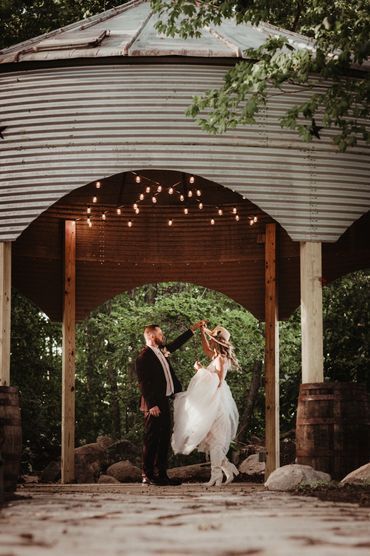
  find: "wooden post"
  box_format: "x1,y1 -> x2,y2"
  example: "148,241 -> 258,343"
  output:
62,220 -> 76,483
0,242 -> 11,386
300,241 -> 324,383
264,223 -> 280,479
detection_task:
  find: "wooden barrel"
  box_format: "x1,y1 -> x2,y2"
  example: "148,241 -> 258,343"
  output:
296,382 -> 370,480
0,386 -> 22,494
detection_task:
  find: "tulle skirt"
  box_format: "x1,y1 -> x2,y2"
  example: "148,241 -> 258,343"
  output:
171,367 -> 239,456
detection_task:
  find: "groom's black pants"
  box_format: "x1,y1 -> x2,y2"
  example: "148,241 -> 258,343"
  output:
143,398 -> 171,478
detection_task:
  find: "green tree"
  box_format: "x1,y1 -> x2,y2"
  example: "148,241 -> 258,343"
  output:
151,0 -> 370,150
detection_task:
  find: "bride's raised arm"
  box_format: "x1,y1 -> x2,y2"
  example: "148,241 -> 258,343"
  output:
200,325 -> 214,359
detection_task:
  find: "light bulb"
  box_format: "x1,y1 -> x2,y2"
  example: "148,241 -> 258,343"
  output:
133,203 -> 138,210
199,203 -> 203,210
146,186 -> 151,193
249,218 -> 254,225
96,181 -> 101,189
87,217 -> 92,227
184,208 -> 189,215
180,194 -> 184,202
254,216 -> 258,223
152,196 -> 157,204
135,208 -> 140,214
116,207 -> 121,215
128,220 -> 133,227
211,218 -> 215,225
87,207 -> 91,214
218,209 -> 223,216
93,196 -> 97,203
236,215 -> 240,222
196,189 -> 201,197
168,219 -> 173,226
169,187 -> 174,195
157,185 -> 162,193
139,193 -> 145,201
188,190 -> 193,198
102,213 -> 106,221
189,176 -> 195,184
232,207 -> 237,214
135,175 -> 141,184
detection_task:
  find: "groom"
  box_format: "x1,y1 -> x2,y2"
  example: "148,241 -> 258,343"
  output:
136,321 -> 205,485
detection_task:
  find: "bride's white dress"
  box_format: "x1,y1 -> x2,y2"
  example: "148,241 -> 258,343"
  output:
171,357 -> 239,458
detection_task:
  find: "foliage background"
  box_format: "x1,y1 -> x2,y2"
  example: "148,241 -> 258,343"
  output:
11,271 -> 370,472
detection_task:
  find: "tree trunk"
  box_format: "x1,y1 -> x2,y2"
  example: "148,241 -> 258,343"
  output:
236,360 -> 263,443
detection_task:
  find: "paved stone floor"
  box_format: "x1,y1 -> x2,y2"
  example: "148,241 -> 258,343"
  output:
1,483 -> 370,556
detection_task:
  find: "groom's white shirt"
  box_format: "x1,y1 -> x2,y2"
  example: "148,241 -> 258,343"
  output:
149,346 -> 174,396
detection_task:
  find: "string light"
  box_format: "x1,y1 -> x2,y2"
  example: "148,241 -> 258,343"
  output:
180,194 -> 185,202
168,219 -> 173,226
135,175 -> 141,184
93,196 -> 97,203
146,186 -> 151,193
135,208 -> 140,214
184,208 -> 189,215
139,193 -> 145,201
133,203 -> 138,210
102,213 -> 106,221
254,216 -> 258,223
152,196 -> 157,204
211,218 -> 215,225
199,202 -> 203,210
87,217 -> 92,227
232,207 -> 237,214
249,219 -> 254,225
128,220 -> 133,227
96,181 -> 101,189
188,190 -> 193,198
235,215 -> 240,222
87,207 -> 91,214
169,187 -> 174,195
189,176 -> 195,184
196,190 -> 201,197
157,185 -> 162,193
116,207 -> 122,215
218,208 -> 223,216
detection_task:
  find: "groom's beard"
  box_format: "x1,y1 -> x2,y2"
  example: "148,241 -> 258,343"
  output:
156,339 -> 165,348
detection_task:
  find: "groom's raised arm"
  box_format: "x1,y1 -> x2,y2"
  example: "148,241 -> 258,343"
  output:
165,321 -> 205,353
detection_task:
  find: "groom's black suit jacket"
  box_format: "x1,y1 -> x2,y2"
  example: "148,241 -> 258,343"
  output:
135,329 -> 194,411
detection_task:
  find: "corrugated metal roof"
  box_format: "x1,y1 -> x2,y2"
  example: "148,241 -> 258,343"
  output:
0,64 -> 369,243
0,0 -> 318,63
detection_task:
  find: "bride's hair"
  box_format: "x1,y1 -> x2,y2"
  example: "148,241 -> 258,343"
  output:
212,335 -> 240,370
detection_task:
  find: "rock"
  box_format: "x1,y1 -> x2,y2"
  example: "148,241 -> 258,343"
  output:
265,464 -> 331,491
96,435 -> 114,450
41,460 -> 61,483
168,463 -> 210,482
75,443 -> 107,483
106,439 -> 141,466
106,460 -> 141,482
98,474 -> 121,484
21,474 -> 40,484
341,462 -> 370,485
239,454 -> 265,476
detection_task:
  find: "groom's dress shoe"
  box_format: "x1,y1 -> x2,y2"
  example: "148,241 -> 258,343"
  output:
158,475 -> 182,486
142,475 -> 158,485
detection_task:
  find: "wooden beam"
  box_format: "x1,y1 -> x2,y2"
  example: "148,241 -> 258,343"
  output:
300,241 -> 324,383
62,220 -> 76,483
0,242 -> 11,386
264,223 -> 280,479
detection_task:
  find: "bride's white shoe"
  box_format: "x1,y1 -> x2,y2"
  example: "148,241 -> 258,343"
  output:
204,468 -> 223,487
221,460 -> 239,485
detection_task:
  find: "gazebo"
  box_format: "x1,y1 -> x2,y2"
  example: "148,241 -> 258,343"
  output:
0,0 -> 369,482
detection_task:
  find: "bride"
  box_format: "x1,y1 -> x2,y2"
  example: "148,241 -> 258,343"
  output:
172,325 -> 240,486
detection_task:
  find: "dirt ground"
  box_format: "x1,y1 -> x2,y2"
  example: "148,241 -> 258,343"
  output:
1,483 -> 370,556
294,483 -> 370,508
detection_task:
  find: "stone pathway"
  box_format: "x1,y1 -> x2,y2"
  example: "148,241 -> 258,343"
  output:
1,484 -> 370,556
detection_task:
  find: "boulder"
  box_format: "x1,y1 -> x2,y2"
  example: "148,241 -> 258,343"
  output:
239,454 -> 265,476
74,443 -> 107,483
41,460 -> 61,483
106,439 -> 141,466
168,463 -> 211,482
98,474 -> 121,484
106,460 -> 141,482
265,464 -> 331,491
341,462 -> 370,485
96,435 -> 114,450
